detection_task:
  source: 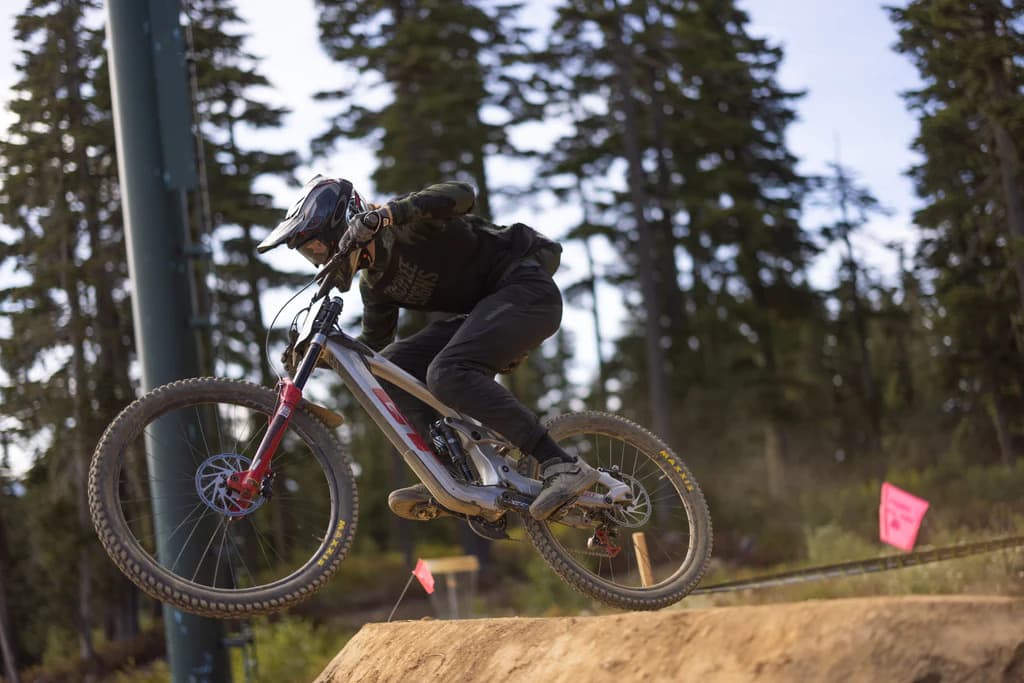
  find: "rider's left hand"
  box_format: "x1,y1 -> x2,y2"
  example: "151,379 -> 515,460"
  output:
339,207 -> 392,255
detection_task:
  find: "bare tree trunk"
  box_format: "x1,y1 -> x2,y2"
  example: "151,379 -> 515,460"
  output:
0,495 -> 20,683
61,235 -> 95,663
988,119 -> 1024,327
470,149 -> 492,221
892,244 -> 917,409
643,7 -> 688,347
689,207 -> 712,380
981,23 -> 1024,344
54,40 -> 96,645
240,224 -> 275,386
604,3 -> 674,444
842,234 -> 882,447
834,163 -> 882,450
986,372 -> 1016,466
573,173 -> 608,408
66,21 -> 139,648
582,237 -> 608,408
763,423 -> 786,499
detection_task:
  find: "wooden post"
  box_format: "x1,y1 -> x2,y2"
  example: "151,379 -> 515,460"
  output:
632,532 -> 654,587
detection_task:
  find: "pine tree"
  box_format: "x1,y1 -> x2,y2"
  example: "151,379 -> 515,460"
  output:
660,1 -> 819,491
890,0 -> 1024,463
538,1 -> 819,490
314,0 -> 532,215
813,161 -> 889,456
536,0 -> 678,443
0,0 -> 134,661
0,438 -> 20,682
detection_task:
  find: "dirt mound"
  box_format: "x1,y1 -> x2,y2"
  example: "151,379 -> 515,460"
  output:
315,596 -> 1024,682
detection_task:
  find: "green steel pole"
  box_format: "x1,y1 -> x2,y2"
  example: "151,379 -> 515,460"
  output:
104,1 -> 231,681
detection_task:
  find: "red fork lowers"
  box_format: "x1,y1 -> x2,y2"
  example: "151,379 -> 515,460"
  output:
225,378 -> 303,509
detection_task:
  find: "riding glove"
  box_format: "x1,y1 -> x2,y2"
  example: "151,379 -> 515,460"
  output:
339,207 -> 392,255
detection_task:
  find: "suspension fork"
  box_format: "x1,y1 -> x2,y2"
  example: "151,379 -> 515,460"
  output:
225,296 -> 344,506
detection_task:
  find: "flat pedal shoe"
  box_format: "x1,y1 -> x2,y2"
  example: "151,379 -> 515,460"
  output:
529,459 -> 601,521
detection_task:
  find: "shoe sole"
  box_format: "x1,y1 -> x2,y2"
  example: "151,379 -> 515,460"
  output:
529,471 -> 602,521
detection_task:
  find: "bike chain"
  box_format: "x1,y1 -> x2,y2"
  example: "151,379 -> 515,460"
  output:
690,534 -> 1024,595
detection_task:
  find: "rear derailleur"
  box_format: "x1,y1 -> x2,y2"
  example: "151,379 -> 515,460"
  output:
586,524 -> 622,559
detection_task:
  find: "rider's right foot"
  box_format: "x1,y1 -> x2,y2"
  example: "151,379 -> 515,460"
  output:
388,484 -> 453,521
529,458 -> 602,520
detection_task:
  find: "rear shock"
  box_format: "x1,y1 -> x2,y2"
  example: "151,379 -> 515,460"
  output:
430,420 -> 476,483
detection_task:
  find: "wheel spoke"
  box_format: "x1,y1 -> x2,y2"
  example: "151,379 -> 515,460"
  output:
532,420 -> 707,598
92,380 -> 353,618
192,516 -> 227,583
169,507 -> 211,574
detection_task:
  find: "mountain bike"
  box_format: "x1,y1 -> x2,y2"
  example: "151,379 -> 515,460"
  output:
88,266 -> 712,617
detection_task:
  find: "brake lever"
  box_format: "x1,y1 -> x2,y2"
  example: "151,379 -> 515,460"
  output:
312,271 -> 335,302
312,250 -> 346,302
312,238 -> 369,302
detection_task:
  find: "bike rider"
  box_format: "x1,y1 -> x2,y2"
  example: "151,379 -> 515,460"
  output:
259,176 -> 600,520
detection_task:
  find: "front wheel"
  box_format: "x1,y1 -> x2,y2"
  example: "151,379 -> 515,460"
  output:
523,411 -> 712,610
88,378 -> 358,617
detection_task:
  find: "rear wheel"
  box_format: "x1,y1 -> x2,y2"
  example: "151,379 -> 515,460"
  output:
88,378 -> 357,617
523,412 -> 711,610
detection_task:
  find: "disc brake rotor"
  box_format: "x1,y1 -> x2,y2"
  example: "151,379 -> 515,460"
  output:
605,472 -> 652,528
195,453 -> 265,517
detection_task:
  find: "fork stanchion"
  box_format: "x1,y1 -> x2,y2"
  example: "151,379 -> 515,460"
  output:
633,532 -> 654,587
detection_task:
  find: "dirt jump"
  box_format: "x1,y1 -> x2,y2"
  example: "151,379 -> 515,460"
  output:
316,595 -> 1024,682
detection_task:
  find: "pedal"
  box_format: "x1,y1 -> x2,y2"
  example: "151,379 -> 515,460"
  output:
388,485 -> 451,521
467,516 -> 509,541
497,490 -> 533,515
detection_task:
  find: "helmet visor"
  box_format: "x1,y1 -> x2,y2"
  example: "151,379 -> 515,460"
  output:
257,175 -> 339,254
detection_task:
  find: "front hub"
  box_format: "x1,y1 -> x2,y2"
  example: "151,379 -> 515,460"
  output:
195,454 -> 266,517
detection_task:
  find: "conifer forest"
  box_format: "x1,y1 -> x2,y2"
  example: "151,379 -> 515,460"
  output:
1,1 -> 1023,680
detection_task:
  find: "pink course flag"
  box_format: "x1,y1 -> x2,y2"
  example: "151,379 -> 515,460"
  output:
412,559 -> 435,594
879,482 -> 930,551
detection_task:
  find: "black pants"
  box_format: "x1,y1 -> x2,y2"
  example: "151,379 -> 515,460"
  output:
379,263 -> 563,453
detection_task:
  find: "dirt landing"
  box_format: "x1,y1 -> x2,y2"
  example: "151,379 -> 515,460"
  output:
315,596 -> 1024,683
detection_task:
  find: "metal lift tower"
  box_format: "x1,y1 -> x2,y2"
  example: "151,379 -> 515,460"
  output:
105,1 -> 231,680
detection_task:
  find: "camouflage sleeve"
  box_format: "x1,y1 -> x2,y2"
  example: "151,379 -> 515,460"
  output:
386,182 -> 476,225
356,279 -> 398,352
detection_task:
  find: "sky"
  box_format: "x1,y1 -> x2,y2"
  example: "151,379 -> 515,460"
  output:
0,0 -> 923,426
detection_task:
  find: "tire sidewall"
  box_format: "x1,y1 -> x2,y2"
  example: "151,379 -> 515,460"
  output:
88,378 -> 358,617
523,411 -> 713,610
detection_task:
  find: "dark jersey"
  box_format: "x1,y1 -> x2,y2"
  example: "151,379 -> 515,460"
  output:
357,182 -> 561,351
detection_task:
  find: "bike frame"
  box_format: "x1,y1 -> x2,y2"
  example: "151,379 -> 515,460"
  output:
227,295 -> 630,520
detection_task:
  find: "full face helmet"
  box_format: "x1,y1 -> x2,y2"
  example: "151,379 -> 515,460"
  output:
257,174 -> 368,272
